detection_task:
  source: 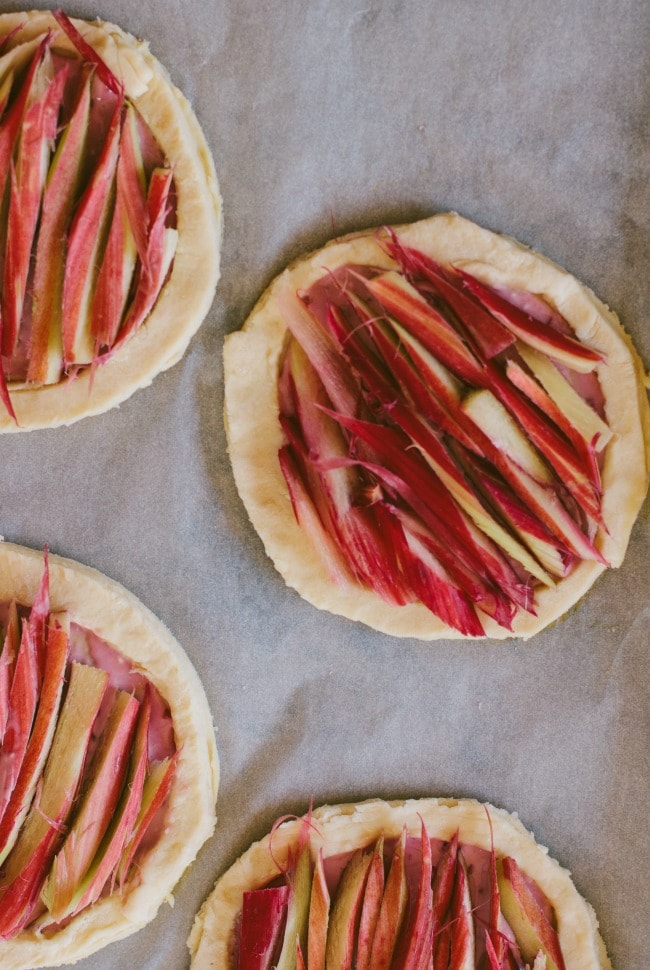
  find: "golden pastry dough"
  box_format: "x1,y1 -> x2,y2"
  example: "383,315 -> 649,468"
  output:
0,543 -> 219,969
188,797 -> 610,970
224,213 -> 650,639
0,11 -> 222,431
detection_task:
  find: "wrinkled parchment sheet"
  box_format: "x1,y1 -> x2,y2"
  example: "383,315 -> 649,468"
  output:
0,0 -> 648,967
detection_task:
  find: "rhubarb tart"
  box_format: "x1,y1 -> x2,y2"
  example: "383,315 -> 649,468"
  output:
0,10 -> 222,430
189,798 -> 610,970
224,213 -> 649,639
0,544 -> 219,968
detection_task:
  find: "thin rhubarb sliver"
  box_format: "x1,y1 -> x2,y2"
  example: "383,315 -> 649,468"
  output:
0,623 -> 68,866
71,689 -> 150,913
52,9 -> 123,97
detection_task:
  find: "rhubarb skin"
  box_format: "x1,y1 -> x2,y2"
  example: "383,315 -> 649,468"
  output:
369,828 -> 408,970
0,619 -> 69,866
355,837 -> 385,970
67,688 -> 151,916
116,751 -> 178,887
0,661 -> 108,939
0,622 -> 41,829
42,690 -> 140,920
307,850 -> 330,970
237,886 -> 290,970
27,70 -> 92,384
1,62 -> 68,359
325,846 -> 373,970
0,601 -> 20,744
61,93 -> 124,366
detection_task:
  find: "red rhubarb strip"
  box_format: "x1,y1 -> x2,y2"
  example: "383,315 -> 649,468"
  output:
370,828 -> 408,970
62,91 -> 123,365
364,271 -> 486,387
506,358 -> 602,499
0,623 -> 41,827
0,662 -> 108,939
0,602 -> 19,744
52,9 -> 124,97
112,166 -> 175,349
385,236 -> 516,359
69,688 -> 151,913
459,269 -> 603,372
485,362 -> 604,526
0,621 -> 68,866
395,823 -> 434,970
2,64 -> 67,358
238,885 -> 290,970
42,690 -> 140,919
27,70 -> 91,383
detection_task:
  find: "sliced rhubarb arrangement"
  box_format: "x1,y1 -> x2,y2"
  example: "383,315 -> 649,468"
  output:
188,799 -> 610,970
0,555 -> 177,940
225,212 -> 650,639
0,10 -> 222,430
275,241 -> 610,637
0,10 -> 176,413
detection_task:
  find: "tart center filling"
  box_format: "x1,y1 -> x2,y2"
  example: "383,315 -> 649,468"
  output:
235,821 -> 565,970
0,558 -> 177,939
277,236 -> 611,635
0,12 -> 177,419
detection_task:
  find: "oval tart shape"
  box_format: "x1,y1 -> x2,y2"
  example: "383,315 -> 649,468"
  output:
224,212 -> 650,639
189,798 -> 610,970
0,10 -> 222,431
0,543 -> 219,969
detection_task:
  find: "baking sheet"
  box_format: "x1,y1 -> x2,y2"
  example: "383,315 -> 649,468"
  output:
0,0 -> 648,966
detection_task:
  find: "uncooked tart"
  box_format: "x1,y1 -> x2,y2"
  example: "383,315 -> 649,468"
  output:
188,797 -> 610,970
224,213 -> 650,639
0,10 -> 222,430
0,543 -> 219,969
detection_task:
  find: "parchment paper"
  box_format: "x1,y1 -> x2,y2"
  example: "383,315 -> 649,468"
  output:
0,0 -> 648,967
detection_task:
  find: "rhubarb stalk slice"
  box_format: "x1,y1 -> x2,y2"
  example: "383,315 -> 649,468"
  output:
0,622 -> 41,827
238,885 -> 290,970
52,9 -> 124,97
458,270 -> 604,373
369,828 -> 408,970
2,62 -> 68,358
325,846 -> 373,970
28,70 -> 91,383
275,840 -> 312,970
0,601 -> 19,743
41,690 -> 140,919
355,837 -> 385,970
449,855 -> 475,970
117,751 -> 177,886
62,93 -> 123,365
66,688 -> 151,915
307,850 -> 330,970
112,167 -> 177,349
0,618 -> 69,866
0,662 -> 108,938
